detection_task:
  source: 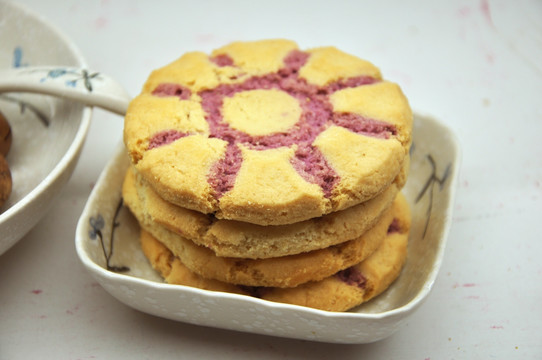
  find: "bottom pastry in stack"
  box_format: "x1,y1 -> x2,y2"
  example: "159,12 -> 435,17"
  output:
122,168 -> 411,312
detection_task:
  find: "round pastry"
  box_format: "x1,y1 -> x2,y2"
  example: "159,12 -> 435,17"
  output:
124,165 -> 405,259
0,155 -> 12,209
124,39 -> 412,225
124,168 -> 403,287
139,193 -> 411,312
0,111 -> 12,157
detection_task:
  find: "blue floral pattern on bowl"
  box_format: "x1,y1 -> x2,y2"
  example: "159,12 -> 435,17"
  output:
0,47 -> 50,126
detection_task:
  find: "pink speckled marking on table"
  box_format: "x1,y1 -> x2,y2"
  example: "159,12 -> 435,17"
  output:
149,49 -> 396,198
479,0 -> 494,27
93,16 -> 108,30
194,33 -> 220,45
453,282 -> 477,288
66,305 -> 80,315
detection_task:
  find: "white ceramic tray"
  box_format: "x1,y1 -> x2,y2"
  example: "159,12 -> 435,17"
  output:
75,113 -> 460,343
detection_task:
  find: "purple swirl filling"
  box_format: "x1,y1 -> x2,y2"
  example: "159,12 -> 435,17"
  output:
333,113 -> 396,139
336,267 -> 367,289
148,130 -> 187,149
152,83 -> 192,100
207,144 -> 243,197
149,49 -> 396,198
387,218 -> 401,234
210,54 -> 235,67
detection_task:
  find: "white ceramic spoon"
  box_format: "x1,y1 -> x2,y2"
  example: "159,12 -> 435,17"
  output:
0,66 -> 131,115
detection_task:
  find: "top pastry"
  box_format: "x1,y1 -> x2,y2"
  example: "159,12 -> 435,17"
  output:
124,39 -> 412,225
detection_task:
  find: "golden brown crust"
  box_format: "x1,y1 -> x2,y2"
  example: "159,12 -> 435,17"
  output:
123,39 -> 412,225
139,193 -> 411,312
125,168 -> 403,288
124,167 -> 403,259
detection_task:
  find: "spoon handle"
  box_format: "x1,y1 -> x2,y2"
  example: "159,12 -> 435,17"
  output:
0,66 -> 131,115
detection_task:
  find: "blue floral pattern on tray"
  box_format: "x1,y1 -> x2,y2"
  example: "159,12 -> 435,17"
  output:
88,199 -> 130,273
415,154 -> 452,238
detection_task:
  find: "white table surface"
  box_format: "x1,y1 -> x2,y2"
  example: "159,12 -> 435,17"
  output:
2,0 -> 541,358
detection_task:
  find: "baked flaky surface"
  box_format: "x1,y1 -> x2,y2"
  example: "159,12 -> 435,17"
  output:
139,193 -> 411,312
124,167 -> 408,287
124,39 -> 412,226
122,166 -> 405,259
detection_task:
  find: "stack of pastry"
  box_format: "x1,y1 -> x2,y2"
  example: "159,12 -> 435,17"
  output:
122,39 -> 413,312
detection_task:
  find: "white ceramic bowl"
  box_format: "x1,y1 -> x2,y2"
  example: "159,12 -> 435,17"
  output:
76,113 -> 460,343
0,2 -> 92,255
